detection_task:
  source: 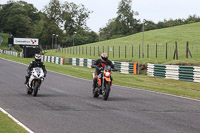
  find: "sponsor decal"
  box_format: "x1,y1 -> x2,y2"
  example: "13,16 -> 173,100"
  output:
14,38 -> 39,45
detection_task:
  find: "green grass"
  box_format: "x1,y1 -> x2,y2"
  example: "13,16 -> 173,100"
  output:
0,33 -> 10,50
45,22 -> 200,65
0,111 -> 28,133
1,53 -> 200,100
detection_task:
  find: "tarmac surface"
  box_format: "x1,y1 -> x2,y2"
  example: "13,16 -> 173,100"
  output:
0,58 -> 200,133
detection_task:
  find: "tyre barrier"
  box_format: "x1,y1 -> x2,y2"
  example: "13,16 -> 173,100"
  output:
41,55 -> 65,65
147,63 -> 200,83
69,58 -> 139,74
0,49 -> 18,57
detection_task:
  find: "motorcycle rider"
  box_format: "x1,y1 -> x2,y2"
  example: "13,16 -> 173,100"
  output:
24,54 -> 47,85
91,53 -> 116,90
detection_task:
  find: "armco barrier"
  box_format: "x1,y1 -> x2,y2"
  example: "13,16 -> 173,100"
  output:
41,55 -> 64,65
147,63 -> 200,83
69,58 -> 139,74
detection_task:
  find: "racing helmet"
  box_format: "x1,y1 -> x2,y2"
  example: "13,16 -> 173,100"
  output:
101,53 -> 108,62
35,54 -> 41,63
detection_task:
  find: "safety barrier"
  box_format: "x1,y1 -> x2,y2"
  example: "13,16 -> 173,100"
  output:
41,55 -> 65,65
147,63 -> 200,83
69,58 -> 139,74
0,49 -> 18,57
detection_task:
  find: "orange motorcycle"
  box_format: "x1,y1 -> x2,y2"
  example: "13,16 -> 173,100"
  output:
92,65 -> 117,100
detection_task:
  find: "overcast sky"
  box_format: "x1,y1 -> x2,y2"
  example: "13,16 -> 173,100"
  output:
1,0 -> 200,32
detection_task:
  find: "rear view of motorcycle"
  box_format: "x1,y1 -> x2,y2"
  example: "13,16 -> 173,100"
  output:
92,65 -> 117,100
26,67 -> 45,97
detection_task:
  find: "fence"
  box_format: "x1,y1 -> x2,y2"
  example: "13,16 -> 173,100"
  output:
41,55 -> 65,65
69,58 -> 139,74
53,41 -> 200,61
147,63 -> 200,83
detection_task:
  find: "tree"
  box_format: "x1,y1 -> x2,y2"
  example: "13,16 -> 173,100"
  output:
144,20 -> 157,31
43,0 -> 62,26
62,1 -> 92,36
115,0 -> 138,35
0,1 -> 39,37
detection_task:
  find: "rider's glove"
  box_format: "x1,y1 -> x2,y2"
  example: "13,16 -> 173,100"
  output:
98,67 -> 103,71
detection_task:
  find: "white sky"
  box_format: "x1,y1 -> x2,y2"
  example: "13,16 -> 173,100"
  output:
1,0 -> 200,32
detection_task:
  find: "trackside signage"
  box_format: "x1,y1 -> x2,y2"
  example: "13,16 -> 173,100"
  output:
14,38 -> 39,45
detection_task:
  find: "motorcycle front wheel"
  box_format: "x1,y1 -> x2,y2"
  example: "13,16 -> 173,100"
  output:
33,81 -> 40,97
93,87 -> 99,98
103,83 -> 110,100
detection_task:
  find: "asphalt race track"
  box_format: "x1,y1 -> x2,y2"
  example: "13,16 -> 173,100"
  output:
0,58 -> 200,133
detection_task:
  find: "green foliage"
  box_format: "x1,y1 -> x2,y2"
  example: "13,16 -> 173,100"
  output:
0,33 -> 9,49
100,0 -> 140,40
0,0 -> 97,48
13,45 -> 22,52
43,0 -> 62,25
0,1 -> 39,37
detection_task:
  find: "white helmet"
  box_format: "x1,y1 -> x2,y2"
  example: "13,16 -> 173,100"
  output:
35,54 -> 41,63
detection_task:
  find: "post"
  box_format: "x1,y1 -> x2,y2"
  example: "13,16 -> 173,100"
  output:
166,43 -> 167,59
119,46 -> 120,58
186,41 -> 192,58
98,46 -> 100,56
132,45 -> 133,58
113,46 -> 114,58
156,43 -> 157,58
90,47 -> 91,56
79,46 -> 80,55
107,46 -> 109,56
147,44 -> 149,58
52,34 -> 55,49
86,46 -> 87,56
94,47 -> 95,56
139,44 -> 140,58
67,47 -> 68,54
173,41 -> 178,60
76,46 -> 77,54
125,45 -> 126,58
142,20 -> 144,58
103,46 -> 104,53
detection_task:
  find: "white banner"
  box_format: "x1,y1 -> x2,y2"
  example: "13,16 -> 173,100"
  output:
14,38 -> 39,45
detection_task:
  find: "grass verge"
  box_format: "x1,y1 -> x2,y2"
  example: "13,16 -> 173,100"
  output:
0,53 -> 200,100
0,110 -> 28,133
45,22 -> 200,64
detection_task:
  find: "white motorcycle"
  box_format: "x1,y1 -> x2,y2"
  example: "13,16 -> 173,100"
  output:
26,67 -> 45,96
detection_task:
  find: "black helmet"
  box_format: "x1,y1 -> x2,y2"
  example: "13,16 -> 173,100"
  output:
101,53 -> 108,61
35,54 -> 41,63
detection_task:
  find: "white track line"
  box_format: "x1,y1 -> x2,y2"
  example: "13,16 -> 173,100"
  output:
0,107 -> 34,133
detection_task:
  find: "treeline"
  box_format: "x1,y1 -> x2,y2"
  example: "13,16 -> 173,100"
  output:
0,0 -> 98,49
100,0 -> 200,40
0,0 -> 200,49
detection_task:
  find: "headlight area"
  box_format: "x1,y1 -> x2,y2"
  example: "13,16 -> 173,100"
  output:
105,72 -> 110,77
